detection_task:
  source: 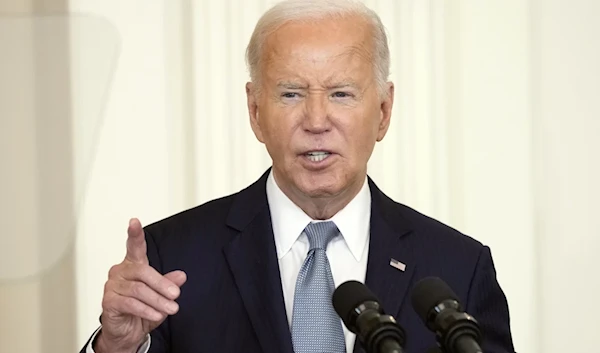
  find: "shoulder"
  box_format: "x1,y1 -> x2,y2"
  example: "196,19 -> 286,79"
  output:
370,179 -> 484,253
143,192 -> 237,246
371,181 -> 488,283
398,202 -> 483,251
141,170 -> 270,248
374,188 -> 493,300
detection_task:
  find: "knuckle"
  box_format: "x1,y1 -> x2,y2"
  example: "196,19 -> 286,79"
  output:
101,294 -> 113,311
108,264 -> 121,278
103,280 -> 114,295
130,282 -> 145,297
123,296 -> 140,313
142,307 -> 155,320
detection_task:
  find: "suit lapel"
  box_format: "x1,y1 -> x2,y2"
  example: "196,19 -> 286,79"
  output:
222,171 -> 418,353
353,179 -> 417,353
223,170 -> 294,353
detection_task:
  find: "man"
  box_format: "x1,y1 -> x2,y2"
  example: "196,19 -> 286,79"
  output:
81,0 -> 515,352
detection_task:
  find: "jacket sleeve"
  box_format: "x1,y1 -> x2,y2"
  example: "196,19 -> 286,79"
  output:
465,246 -> 516,353
146,228 -> 170,353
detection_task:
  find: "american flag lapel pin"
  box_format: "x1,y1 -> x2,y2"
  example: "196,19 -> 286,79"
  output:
389,258 -> 406,272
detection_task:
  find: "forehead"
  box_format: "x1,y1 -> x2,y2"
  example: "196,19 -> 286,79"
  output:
261,16 -> 375,83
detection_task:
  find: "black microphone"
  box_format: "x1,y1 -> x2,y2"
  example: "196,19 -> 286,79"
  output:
332,280 -> 406,353
411,277 -> 483,353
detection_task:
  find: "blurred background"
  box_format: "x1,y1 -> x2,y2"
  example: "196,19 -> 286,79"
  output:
0,0 -> 598,352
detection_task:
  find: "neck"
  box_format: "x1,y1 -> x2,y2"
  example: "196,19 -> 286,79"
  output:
273,170 -> 365,220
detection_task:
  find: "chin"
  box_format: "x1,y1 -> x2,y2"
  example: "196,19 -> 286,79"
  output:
299,186 -> 340,199
294,172 -> 344,198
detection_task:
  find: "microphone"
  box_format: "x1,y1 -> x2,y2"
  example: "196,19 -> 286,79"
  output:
332,280 -> 406,353
411,277 -> 483,353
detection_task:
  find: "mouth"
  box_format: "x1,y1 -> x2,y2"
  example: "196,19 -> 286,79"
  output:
303,151 -> 333,163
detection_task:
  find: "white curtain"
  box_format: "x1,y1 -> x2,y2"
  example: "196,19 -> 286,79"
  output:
164,1 -> 539,351
5,0 -> 584,352
164,0 -> 452,221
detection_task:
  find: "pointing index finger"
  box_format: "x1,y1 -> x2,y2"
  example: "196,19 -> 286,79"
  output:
125,218 -> 149,264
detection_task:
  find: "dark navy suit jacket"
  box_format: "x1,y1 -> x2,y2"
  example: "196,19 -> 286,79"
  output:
82,169 -> 515,353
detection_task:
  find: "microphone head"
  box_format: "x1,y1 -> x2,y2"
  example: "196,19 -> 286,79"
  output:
332,280 -> 380,329
411,277 -> 459,322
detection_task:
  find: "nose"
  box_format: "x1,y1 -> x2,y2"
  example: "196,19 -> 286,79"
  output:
303,93 -> 331,133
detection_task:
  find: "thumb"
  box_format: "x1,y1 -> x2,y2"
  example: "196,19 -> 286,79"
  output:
125,218 -> 148,264
164,270 -> 187,288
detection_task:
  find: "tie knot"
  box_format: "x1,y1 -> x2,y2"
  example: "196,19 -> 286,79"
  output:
304,221 -> 339,250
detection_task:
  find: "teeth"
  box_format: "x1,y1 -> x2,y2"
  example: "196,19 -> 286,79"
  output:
308,154 -> 328,162
306,151 -> 330,162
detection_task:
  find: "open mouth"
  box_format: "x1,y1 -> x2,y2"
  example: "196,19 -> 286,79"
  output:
304,151 -> 332,162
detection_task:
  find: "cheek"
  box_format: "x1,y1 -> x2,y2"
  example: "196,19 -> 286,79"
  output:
264,120 -> 290,145
261,106 -> 302,139
341,116 -> 380,160
342,110 -> 379,139
258,111 -> 296,157
257,106 -> 280,138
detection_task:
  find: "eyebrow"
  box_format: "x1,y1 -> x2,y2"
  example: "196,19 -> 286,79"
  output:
277,82 -> 307,90
276,80 -> 360,90
327,81 -> 360,89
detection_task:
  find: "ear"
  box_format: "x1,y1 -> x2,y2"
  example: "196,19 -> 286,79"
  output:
246,82 -> 265,143
376,82 -> 394,142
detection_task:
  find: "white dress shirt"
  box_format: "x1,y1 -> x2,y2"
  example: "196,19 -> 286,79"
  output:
87,170 -> 371,353
267,170 -> 371,353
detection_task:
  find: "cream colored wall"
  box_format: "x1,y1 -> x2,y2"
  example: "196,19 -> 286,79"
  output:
74,0 -> 543,349
447,2 -> 538,352
0,1 -> 77,353
533,0 -> 600,350
1,1 -> 598,352
68,0 -> 176,345
0,3 -> 40,351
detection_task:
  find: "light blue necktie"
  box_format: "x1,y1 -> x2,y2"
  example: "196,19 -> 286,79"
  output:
291,221 -> 346,353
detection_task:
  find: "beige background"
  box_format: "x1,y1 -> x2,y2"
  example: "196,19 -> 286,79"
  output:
0,0 -> 598,352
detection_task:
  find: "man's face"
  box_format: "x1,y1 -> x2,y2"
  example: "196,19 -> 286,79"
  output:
247,15 -> 394,202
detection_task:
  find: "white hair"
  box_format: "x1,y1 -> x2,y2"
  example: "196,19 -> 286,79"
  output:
245,0 -> 391,96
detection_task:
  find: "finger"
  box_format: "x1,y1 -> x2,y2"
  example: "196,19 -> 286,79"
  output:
121,264 -> 180,300
107,292 -> 167,323
125,218 -> 148,264
113,280 -> 179,315
164,270 -> 187,289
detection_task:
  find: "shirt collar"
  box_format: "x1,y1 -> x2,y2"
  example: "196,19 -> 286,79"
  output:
266,169 -> 371,262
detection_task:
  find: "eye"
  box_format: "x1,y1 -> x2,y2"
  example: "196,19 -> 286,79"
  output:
281,92 -> 301,99
332,91 -> 352,98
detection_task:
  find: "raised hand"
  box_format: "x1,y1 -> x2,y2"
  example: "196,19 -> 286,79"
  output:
95,218 -> 187,353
